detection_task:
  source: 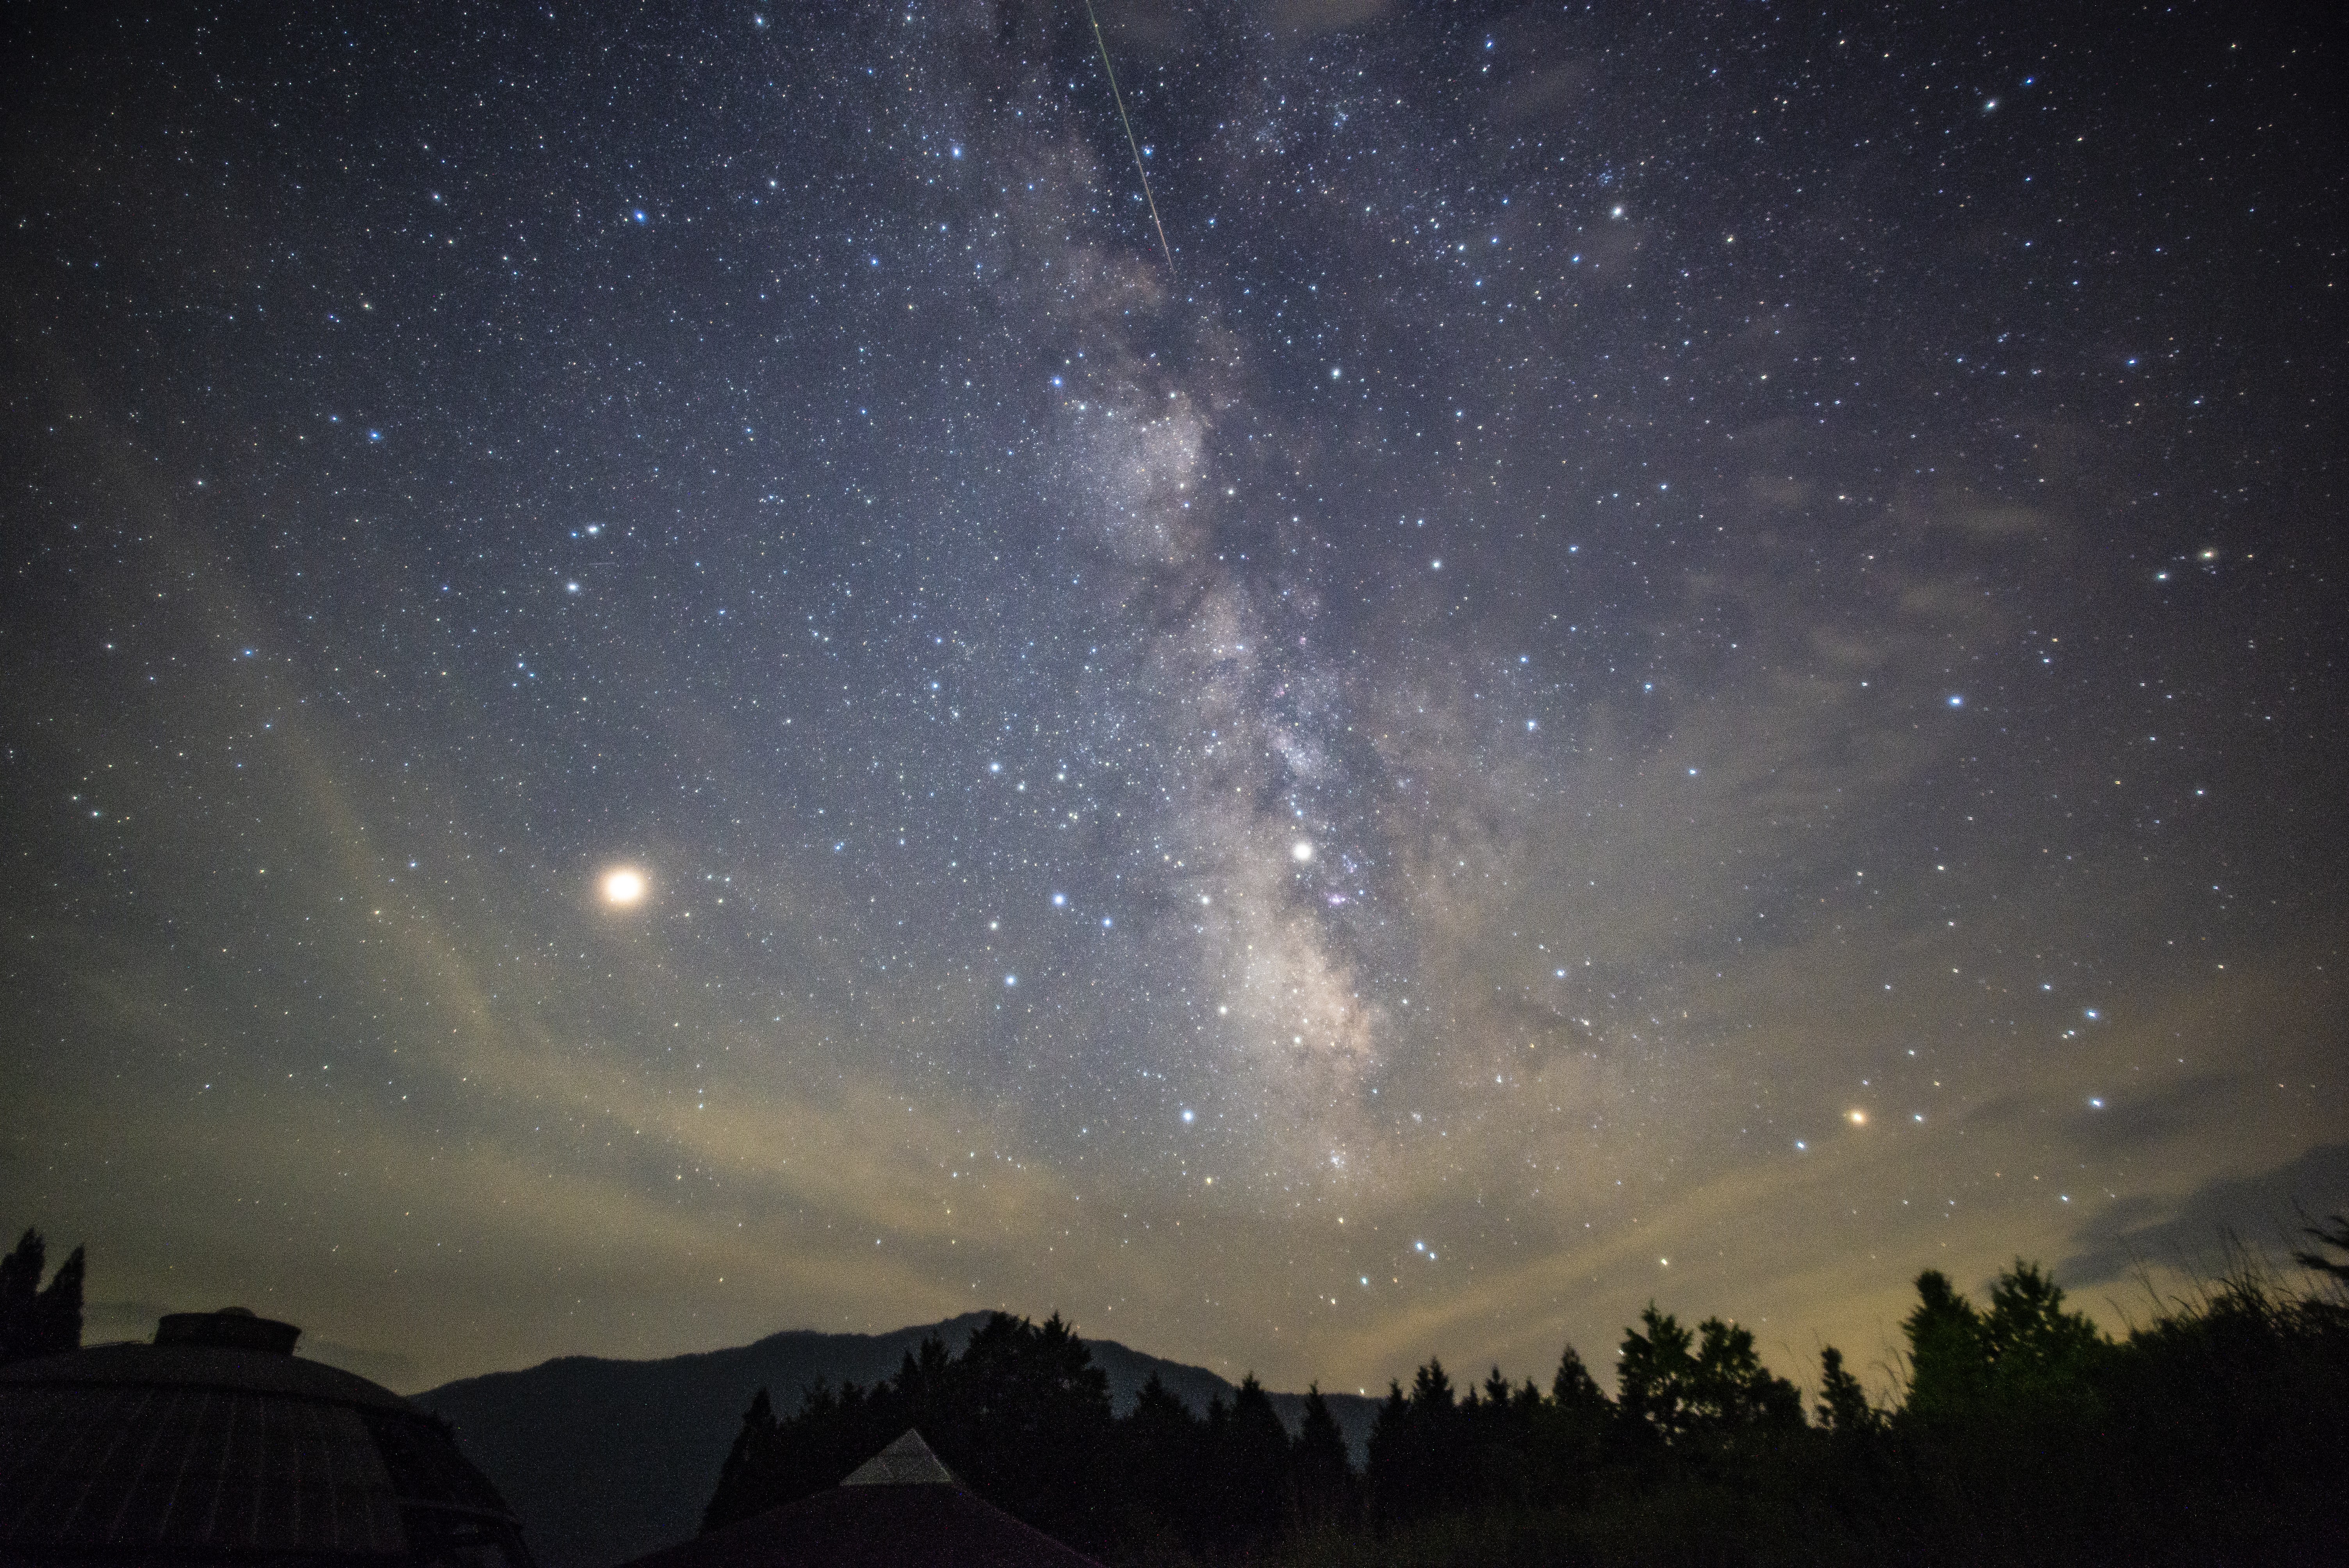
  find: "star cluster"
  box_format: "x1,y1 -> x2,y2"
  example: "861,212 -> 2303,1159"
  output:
2,2 -> 2342,1395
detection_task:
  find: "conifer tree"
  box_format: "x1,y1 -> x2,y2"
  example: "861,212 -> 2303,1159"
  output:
1219,1374 -> 1292,1545
1542,1342 -> 1612,1490
1291,1384 -> 1354,1532
1618,1305 -> 1802,1444
1364,1379 -> 1419,1526
1552,1342 -> 1606,1409
700,1387 -> 779,1533
1902,1269 -> 1991,1422
1121,1370 -> 1203,1541
1816,1346 -> 1878,1434
1616,1304 -> 1699,1443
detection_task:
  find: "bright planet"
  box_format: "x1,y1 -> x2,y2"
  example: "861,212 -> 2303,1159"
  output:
0,0 -> 2340,1424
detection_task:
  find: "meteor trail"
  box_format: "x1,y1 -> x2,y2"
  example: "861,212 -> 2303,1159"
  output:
1080,0 -> 1175,278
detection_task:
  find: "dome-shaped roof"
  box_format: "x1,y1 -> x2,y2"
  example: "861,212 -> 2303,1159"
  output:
0,1310 -> 533,1567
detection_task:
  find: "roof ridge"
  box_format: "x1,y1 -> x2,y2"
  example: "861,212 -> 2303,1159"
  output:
839,1428 -> 960,1488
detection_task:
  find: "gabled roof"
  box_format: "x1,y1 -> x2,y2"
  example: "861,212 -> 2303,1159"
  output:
840,1428 -> 959,1488
620,1430 -> 1098,1568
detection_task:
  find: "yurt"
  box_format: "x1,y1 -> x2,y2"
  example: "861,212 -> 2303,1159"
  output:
0,1307 -> 533,1567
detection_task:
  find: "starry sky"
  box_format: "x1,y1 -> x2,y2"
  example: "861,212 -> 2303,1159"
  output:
4,1 -> 2343,1399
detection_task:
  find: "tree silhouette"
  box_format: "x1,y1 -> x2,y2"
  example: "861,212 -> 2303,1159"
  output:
1616,1304 -> 1803,1454
1213,1375 -> 1292,1546
1900,1269 -> 1991,1422
699,1313 -> 1116,1551
1538,1342 -> 1612,1499
1616,1303 -> 1699,1444
1904,1260 -> 2105,1427
688,1249 -> 2345,1566
700,1386 -> 779,1533
1290,1384 -> 1355,1533
0,1228 -> 84,1365
1550,1342 -> 1606,1411
1815,1345 -> 1878,1434
1364,1380 -> 1412,1525
1983,1261 -> 2097,1361
1688,1317 -> 1805,1434
1982,1259 -> 2105,1404
1366,1360 -> 1463,1527
1411,1357 -> 1456,1413
1119,1371 -> 1204,1545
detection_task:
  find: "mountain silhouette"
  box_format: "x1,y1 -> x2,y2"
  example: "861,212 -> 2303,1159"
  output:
411,1313 -> 1378,1568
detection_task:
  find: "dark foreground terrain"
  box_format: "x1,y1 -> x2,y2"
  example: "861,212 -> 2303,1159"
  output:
413,1313 -> 1376,1568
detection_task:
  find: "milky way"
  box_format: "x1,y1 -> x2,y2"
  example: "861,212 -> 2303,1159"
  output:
3,2 -> 2342,1396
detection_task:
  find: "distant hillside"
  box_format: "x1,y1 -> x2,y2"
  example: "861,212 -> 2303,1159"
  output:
412,1315 -> 1379,1568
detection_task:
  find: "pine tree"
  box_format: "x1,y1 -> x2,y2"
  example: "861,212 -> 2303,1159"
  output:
1291,1384 -> 1355,1533
1539,1341 -> 1613,1497
1122,1370 -> 1204,1541
700,1387 -> 779,1533
1551,1342 -> 1605,1409
1688,1317 -> 1804,1433
1365,1380 -> 1417,1527
1617,1304 -> 1699,1444
1220,1374 -> 1292,1545
1816,1345 -> 1878,1434
1902,1269 -> 1991,1422
1618,1305 -> 1801,1446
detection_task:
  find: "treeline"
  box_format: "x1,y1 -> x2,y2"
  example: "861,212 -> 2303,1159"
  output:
705,1225 -> 2349,1566
701,1311 -> 1352,1556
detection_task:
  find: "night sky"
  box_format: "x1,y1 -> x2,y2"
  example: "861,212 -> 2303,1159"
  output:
5,1 -> 2343,1400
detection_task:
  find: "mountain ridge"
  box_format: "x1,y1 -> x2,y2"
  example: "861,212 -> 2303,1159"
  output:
411,1313 -> 1381,1568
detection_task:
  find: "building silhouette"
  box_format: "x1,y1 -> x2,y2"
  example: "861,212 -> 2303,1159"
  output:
0,1307 -> 532,1567
622,1429 -> 1098,1568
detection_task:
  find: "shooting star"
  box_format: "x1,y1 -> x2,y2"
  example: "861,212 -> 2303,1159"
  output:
1080,0 -> 1175,278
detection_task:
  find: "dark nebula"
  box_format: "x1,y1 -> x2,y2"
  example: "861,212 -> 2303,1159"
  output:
3,1 -> 2341,1395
